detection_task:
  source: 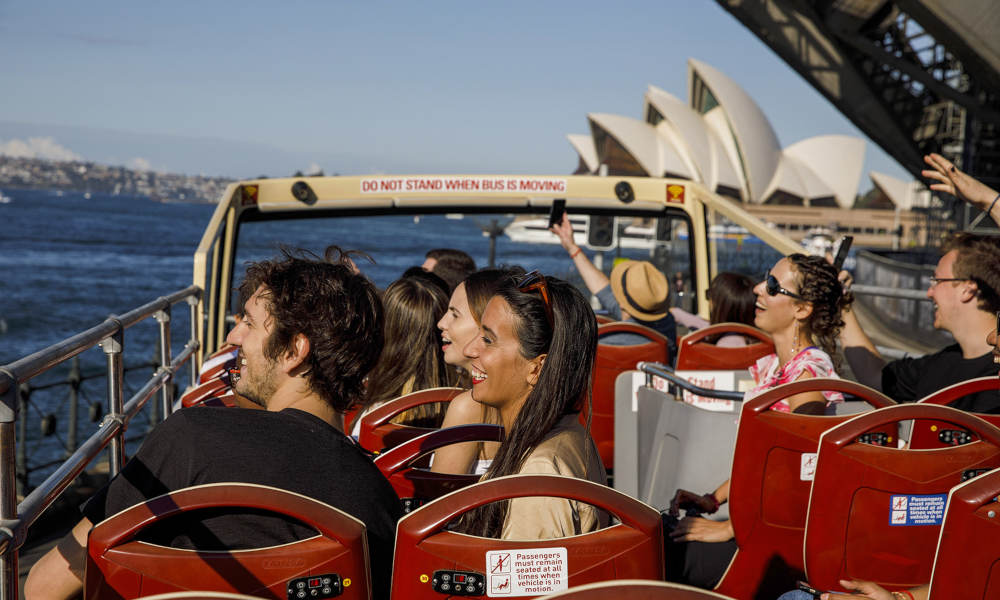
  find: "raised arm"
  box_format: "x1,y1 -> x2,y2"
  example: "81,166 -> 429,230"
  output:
923,153 -> 1000,226
836,271 -> 886,390
550,213 -> 609,295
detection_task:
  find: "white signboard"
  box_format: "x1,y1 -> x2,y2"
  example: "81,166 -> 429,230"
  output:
661,370 -> 755,412
485,547 -> 568,597
360,176 -> 568,194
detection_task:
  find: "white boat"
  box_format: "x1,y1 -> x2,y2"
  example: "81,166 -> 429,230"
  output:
0,191 -> 11,204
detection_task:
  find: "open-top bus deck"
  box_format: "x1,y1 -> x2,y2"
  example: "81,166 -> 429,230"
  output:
2,174 -> 997,600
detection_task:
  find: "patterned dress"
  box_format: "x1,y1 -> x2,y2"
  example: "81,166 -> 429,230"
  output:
747,346 -> 844,412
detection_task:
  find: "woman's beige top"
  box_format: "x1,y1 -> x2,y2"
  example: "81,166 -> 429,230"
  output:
500,413 -> 609,540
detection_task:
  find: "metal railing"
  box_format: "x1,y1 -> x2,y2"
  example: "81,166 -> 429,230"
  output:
0,285 -> 201,600
638,361 -> 745,401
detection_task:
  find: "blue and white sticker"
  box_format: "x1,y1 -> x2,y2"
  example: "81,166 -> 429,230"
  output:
889,494 -> 946,526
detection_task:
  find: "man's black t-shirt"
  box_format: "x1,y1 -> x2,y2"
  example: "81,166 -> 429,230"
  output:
83,407 -> 402,599
882,343 -> 1000,413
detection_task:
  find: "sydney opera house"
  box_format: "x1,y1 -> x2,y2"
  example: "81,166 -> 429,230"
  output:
566,59 -> 930,247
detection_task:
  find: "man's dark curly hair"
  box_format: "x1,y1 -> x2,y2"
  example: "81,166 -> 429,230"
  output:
787,253 -> 853,361
942,232 -> 1000,314
237,246 -> 384,412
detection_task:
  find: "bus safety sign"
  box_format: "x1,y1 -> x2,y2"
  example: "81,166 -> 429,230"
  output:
889,494 -> 946,526
485,547 -> 568,597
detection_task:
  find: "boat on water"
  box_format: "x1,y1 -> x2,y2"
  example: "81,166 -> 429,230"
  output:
0,190 -> 11,204
0,174 -> 995,600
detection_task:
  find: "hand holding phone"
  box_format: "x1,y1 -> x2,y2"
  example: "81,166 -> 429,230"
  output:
832,235 -> 853,271
548,199 -> 566,229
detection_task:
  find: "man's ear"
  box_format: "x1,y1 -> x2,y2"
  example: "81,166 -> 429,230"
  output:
282,333 -> 311,376
959,280 -> 979,304
526,354 -> 547,387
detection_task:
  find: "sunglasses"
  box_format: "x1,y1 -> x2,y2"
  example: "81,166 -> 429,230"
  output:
516,270 -> 554,327
764,272 -> 805,301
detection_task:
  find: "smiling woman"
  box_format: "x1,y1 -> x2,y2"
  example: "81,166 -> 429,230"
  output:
456,271 -> 607,540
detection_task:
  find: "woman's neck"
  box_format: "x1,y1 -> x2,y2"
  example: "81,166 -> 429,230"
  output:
773,324 -> 811,367
499,394 -> 530,432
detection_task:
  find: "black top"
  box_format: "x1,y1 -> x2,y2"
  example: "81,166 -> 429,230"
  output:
882,343 -> 1000,413
84,407 -> 402,599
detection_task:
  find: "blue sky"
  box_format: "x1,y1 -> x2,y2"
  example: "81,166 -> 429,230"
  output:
0,0 -> 911,185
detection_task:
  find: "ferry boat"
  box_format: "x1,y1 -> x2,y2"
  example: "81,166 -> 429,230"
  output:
1,174 -> 997,600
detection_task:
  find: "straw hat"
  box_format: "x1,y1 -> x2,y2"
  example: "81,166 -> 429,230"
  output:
609,260 -> 670,321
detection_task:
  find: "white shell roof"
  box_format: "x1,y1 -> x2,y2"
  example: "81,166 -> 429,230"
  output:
688,58 -> 782,203
644,85 -> 744,197
870,171 -> 931,210
784,135 -> 865,208
588,113 -> 693,179
567,133 -> 599,174
763,154 -> 837,203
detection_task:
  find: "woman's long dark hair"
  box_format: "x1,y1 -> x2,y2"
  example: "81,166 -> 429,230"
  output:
707,272 -> 756,326
787,254 -> 853,364
459,276 -> 598,538
363,274 -> 451,418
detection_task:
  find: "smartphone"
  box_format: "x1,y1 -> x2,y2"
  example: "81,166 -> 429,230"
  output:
548,199 -> 566,228
994,311 -> 1000,364
796,581 -> 849,598
796,581 -> 821,599
832,235 -> 853,271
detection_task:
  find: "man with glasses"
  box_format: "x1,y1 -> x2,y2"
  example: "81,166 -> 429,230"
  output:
839,232 -> 1000,413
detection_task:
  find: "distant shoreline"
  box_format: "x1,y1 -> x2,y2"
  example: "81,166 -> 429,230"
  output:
0,155 -> 233,204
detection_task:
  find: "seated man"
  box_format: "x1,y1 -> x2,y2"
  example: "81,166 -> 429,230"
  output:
840,232 -> 1000,413
26,247 -> 403,600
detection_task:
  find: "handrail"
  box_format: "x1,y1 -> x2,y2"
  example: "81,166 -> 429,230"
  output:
0,285 -> 201,397
638,361 -> 745,401
0,285 -> 202,600
851,284 -> 929,302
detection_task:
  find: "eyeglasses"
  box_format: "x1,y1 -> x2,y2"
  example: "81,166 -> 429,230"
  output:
929,277 -> 970,286
764,273 -> 805,301
516,270 -> 554,327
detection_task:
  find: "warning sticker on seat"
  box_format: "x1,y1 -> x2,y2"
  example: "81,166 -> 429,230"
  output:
800,453 -> 817,481
889,494 -> 946,526
485,547 -> 567,597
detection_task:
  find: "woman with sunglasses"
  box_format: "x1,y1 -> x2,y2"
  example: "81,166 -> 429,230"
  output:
430,267 -> 524,475
457,271 -> 607,540
665,254 -> 852,589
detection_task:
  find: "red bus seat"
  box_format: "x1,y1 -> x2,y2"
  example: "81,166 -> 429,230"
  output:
373,424 -> 503,513
197,345 -> 238,384
85,483 -> 370,600
674,323 -> 773,371
391,474 -> 664,600
539,580 -> 738,599
715,379 -> 894,600
589,323 -> 671,471
356,386 -> 464,452
804,404 -> 1000,592
594,314 -> 616,325
912,376 -> 1000,448
179,378 -> 236,409
927,467 -> 1000,599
